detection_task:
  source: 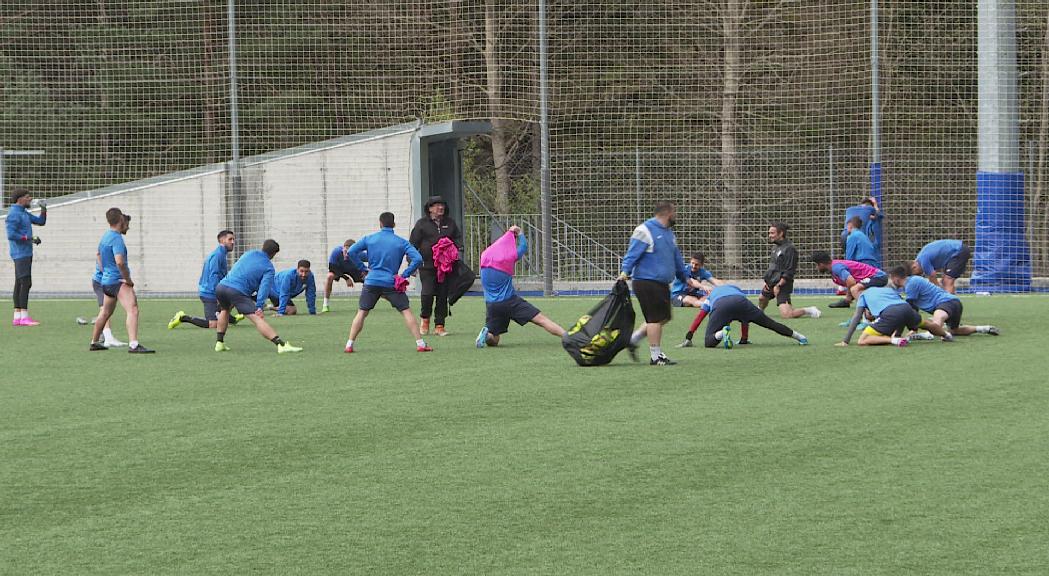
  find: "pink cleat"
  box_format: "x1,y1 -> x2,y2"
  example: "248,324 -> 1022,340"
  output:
896,338 -> 909,348
344,346 -> 354,354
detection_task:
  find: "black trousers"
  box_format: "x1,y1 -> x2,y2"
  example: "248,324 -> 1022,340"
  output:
704,295 -> 793,347
420,285 -> 449,324
13,257 -> 32,309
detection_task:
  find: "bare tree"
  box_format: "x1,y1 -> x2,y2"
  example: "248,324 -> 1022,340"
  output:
720,0 -> 744,274
484,0 -> 513,215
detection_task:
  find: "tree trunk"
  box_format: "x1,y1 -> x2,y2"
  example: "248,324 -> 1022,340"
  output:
720,0 -> 744,275
484,0 -> 512,215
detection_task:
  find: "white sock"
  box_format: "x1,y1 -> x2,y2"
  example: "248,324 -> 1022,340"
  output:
323,297 -> 330,307
102,327 -> 115,341
13,311 -> 18,322
806,307 -> 819,317
630,328 -> 646,346
714,329 -> 726,341
977,325 -> 990,333
792,331 -> 805,341
416,339 -> 426,348
129,340 -> 139,349
890,336 -> 902,345
19,310 -> 28,320
345,339 -> 353,349
649,346 -> 662,361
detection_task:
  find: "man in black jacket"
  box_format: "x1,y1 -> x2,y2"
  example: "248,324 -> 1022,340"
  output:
757,221 -> 821,320
409,196 -> 463,336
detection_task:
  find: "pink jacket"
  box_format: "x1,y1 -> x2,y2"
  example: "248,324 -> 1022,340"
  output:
479,231 -> 519,275
432,237 -> 459,283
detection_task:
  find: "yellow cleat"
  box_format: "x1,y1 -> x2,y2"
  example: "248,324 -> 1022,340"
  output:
214,341 -> 231,352
277,342 -> 302,354
167,311 -> 185,330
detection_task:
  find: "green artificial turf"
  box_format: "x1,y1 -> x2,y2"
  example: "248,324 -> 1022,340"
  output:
2,295 -> 1047,575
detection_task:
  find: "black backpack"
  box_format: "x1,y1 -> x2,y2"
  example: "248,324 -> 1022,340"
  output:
562,280 -> 636,366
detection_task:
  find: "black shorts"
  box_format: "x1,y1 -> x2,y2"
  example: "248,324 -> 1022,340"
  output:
216,284 -> 258,315
485,295 -> 541,335
13,257 -> 32,279
329,262 -> 364,283
93,280 -> 105,306
704,295 -> 763,338
860,274 -> 889,288
761,278 -> 794,305
943,244 -> 972,279
101,282 -> 122,299
935,299 -> 964,330
869,303 -> 922,336
633,279 -> 672,323
200,296 -> 219,321
267,294 -> 297,311
359,284 -> 410,312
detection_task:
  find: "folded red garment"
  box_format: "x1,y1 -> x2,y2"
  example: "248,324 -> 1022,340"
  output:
394,275 -> 409,293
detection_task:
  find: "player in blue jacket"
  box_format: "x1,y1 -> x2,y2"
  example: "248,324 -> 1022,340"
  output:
6,188 -> 46,326
344,212 -> 429,353
670,251 -> 721,308
168,230 -> 241,329
213,239 -> 302,354
267,260 -> 317,315
844,216 -> 879,267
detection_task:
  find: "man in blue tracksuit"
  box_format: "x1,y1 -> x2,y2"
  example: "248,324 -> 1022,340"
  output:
6,188 -> 46,326
268,260 -> 317,315
344,212 -> 429,353
213,239 -> 301,354
168,230 -> 238,329
844,216 -> 879,268
619,200 -> 690,366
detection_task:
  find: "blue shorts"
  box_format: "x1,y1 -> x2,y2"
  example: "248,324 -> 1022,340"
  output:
216,284 -> 257,316
200,296 -> 219,321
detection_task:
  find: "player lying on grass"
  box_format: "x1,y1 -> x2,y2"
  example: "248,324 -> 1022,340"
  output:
811,251 -> 888,309
323,239 -> 365,313
888,266 -> 999,338
475,226 -> 565,348
168,229 -> 243,330
90,209 -> 154,353
910,238 -> 971,294
837,285 -> 948,348
344,212 -> 431,353
267,260 -> 316,316
213,239 -> 301,354
670,251 -> 721,308
678,284 -> 808,349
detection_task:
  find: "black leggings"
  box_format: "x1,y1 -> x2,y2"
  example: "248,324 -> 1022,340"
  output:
704,296 -> 794,348
13,275 -> 31,309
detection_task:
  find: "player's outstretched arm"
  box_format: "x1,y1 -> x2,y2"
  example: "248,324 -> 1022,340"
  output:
838,306 -> 866,346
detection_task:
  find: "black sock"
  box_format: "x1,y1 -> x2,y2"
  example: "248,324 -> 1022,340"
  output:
271,335 -> 285,346
685,331 -> 694,340
186,316 -> 210,328
217,332 -> 225,342
229,315 -> 238,325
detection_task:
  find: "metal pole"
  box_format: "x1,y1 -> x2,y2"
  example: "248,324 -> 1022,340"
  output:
635,145 -> 642,221
226,0 -> 243,256
539,0 -> 553,296
829,144 -> 835,258
870,0 -> 880,171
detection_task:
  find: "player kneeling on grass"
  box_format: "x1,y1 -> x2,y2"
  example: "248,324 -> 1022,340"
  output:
475,225 -> 565,348
888,266 -> 999,339
758,222 -> 821,320
670,252 -> 721,308
168,229 -> 243,330
811,251 -> 888,309
344,212 -> 431,353
90,208 -> 154,353
678,284 -> 808,348
838,285 -> 947,348
267,260 -> 317,316
213,239 -> 301,354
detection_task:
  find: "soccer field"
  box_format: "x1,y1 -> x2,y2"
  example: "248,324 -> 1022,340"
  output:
2,295 -> 1047,574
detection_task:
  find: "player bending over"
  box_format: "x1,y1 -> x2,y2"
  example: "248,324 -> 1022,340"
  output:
678,284 -> 808,348
888,266 -> 999,338
323,239 -> 365,313
475,225 -> 565,347
811,251 -> 888,309
910,239 -> 971,294
268,260 -> 317,315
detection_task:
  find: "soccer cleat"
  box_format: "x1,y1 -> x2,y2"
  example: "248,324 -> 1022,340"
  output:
909,331 -> 935,341
434,325 -> 449,337
277,342 -> 303,354
828,299 -> 851,309
168,311 -> 186,330
321,305 -> 330,314
417,345 -> 434,352
987,326 -> 1000,336
233,312 -> 246,323
20,317 -> 40,326
76,316 -> 92,325
895,338 -> 910,348
676,339 -> 693,348
721,325 -> 733,349
89,342 -> 108,351
11,319 -> 20,327
344,345 -> 354,353
475,326 -> 489,348
420,318 -> 430,335
737,339 -> 751,345
104,339 -> 127,348
941,332 -> 955,343
627,343 -> 640,362
806,307 -> 822,319
650,354 -> 677,366
128,344 -> 155,354
797,336 -> 809,346
215,341 -> 231,352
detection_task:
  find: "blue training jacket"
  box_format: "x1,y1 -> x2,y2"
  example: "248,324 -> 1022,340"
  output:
6,204 -> 46,260
219,250 -> 275,310
197,245 -> 229,299
620,218 -> 689,285
347,228 -> 423,288
845,230 -> 879,267
269,268 -> 316,314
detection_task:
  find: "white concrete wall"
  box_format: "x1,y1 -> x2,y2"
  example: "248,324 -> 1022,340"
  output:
2,129 -> 416,296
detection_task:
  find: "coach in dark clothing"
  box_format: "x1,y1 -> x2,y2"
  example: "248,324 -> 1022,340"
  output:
409,196 -> 462,336
757,221 -> 821,320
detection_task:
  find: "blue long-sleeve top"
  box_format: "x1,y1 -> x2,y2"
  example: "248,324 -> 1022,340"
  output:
620,218 -> 689,285
480,234 -> 528,303
845,229 -> 879,267
347,228 -> 423,288
197,244 -> 229,299
269,268 -> 317,314
219,250 -> 275,310
6,204 -> 46,260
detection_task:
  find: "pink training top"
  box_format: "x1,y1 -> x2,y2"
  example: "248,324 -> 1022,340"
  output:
830,259 -> 882,286
479,230 -> 518,275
